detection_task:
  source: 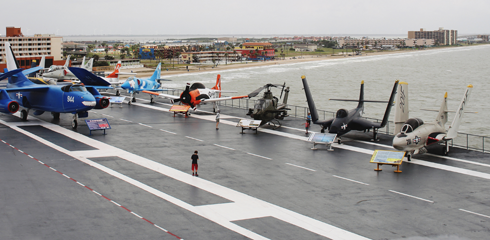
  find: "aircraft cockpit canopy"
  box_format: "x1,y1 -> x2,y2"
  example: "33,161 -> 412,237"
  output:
401,118 -> 424,133
61,85 -> 87,93
190,83 -> 206,90
48,65 -> 63,72
254,99 -> 266,110
336,109 -> 348,118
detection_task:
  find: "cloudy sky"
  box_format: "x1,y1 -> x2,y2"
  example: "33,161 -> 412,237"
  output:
1,0 -> 488,36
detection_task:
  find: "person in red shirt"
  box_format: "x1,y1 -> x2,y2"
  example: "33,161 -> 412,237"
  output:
191,150 -> 199,176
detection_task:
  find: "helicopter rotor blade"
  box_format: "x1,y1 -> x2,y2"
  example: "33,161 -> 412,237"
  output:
279,82 -> 286,99
248,85 -> 267,98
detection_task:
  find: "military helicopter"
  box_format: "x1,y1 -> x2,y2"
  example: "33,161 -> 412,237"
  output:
246,83 -> 290,129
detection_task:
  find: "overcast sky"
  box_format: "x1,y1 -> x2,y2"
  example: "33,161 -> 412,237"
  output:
1,0 -> 489,37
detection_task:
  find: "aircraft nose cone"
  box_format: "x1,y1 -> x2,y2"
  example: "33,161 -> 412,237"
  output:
121,81 -> 130,89
392,136 -> 406,150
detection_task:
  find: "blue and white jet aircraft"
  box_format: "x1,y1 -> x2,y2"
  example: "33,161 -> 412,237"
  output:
120,62 -> 167,104
0,42 -> 111,129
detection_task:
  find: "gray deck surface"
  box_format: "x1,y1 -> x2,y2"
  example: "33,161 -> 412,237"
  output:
1,94 -> 489,240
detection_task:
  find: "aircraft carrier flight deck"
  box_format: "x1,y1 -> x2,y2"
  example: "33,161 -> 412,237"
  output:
1,95 -> 489,240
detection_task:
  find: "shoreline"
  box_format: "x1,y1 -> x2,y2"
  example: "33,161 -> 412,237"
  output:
127,50 -> 411,78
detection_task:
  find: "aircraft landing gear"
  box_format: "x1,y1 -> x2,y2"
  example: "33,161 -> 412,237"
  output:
442,142 -> 449,156
72,114 -> 78,129
20,109 -> 29,121
51,112 -> 60,120
406,151 -> 414,161
116,90 -> 120,96
337,137 -> 342,144
321,127 -> 325,133
371,128 -> 379,142
150,95 -> 154,103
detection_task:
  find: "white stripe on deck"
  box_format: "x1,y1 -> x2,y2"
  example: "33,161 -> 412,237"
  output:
389,190 -> 434,203
286,163 -> 316,172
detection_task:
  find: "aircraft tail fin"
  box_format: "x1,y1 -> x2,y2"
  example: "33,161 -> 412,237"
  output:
64,55 -> 71,68
282,87 -> 290,105
446,85 -> 473,139
435,92 -> 449,126
379,80 -> 399,128
212,74 -> 222,98
4,42 -> 35,86
149,62 -> 161,82
81,57 -> 86,68
106,61 -> 122,79
301,75 -> 319,123
39,56 -> 45,69
357,80 -> 364,109
394,81 -> 409,133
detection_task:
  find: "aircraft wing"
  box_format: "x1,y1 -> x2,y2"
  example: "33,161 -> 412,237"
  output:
348,118 -> 383,130
142,90 -> 180,100
0,69 -> 24,81
68,67 -> 111,86
201,95 -> 249,103
5,85 -> 50,92
138,88 -> 166,92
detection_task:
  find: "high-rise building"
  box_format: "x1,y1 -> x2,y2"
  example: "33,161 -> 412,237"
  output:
0,27 -> 63,69
408,28 -> 457,45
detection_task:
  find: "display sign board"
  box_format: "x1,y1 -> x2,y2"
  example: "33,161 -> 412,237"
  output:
109,96 -> 125,104
170,105 -> 191,112
236,119 -> 262,128
308,133 -> 337,144
370,150 -> 405,165
85,118 -> 111,135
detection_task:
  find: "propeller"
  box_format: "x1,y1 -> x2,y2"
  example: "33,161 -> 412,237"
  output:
248,83 -> 285,98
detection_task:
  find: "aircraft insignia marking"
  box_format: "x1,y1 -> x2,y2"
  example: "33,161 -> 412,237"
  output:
16,92 -> 22,99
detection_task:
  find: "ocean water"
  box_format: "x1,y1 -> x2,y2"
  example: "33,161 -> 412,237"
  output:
162,45 -> 490,136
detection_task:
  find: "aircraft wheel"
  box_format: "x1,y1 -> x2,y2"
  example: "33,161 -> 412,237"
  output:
150,98 -> 154,103
132,97 -> 136,103
338,139 -> 341,144
442,145 -> 448,156
52,112 -> 60,120
21,110 -> 28,121
116,90 -> 120,96
72,120 -> 78,129
321,128 -> 325,133
406,152 -> 411,161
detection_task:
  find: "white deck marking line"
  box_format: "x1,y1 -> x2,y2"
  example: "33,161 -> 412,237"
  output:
131,101 -> 490,181
138,123 -> 153,128
459,209 -> 490,219
389,190 -> 434,203
185,136 -> 203,142
286,163 -> 316,172
0,118 -> 370,240
213,144 -> 235,150
62,174 -> 70,178
333,175 -> 369,185
246,152 -> 272,160
131,212 -> 143,218
111,200 -> 121,207
77,182 -> 85,187
120,119 -> 133,123
92,190 -> 102,196
159,129 -> 177,134
102,114 -> 113,118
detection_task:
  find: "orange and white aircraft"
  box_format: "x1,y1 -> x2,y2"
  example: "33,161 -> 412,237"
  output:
143,74 -> 250,115
101,61 -> 136,95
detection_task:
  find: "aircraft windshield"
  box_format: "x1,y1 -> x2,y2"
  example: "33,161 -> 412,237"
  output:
70,85 -> 87,92
336,109 -> 348,118
401,118 -> 424,133
254,99 -> 265,110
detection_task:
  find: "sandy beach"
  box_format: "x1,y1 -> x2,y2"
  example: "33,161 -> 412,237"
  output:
128,50 -> 409,78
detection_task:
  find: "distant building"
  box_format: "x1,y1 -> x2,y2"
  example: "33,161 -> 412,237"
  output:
408,28 -> 457,45
0,27 -> 63,69
180,51 -> 241,63
404,39 -> 435,47
293,44 -> 317,52
338,38 -> 406,48
477,35 -> 489,42
234,42 -> 274,60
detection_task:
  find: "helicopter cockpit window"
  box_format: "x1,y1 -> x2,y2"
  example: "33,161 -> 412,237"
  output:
254,99 -> 265,110
69,85 -> 87,92
61,85 -> 71,92
336,109 -> 348,118
401,118 -> 424,133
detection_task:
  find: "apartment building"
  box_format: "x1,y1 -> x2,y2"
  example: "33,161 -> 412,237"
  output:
0,27 -> 63,69
408,28 -> 457,45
